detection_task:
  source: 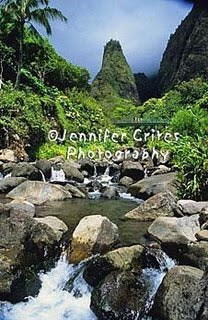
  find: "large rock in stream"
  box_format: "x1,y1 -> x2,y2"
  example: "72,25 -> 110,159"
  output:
177,199 -> 208,216
62,161 -> 84,183
0,204 -> 68,302
83,245 -> 144,287
151,266 -> 204,320
101,186 -> 120,199
121,161 -> 144,181
91,270 -> 148,320
69,215 -> 119,264
0,177 -> 26,193
181,241 -> 208,271
6,181 -> 72,205
125,192 -> 179,221
6,199 -> 36,217
128,172 -> 177,200
35,160 -> 52,179
148,215 -> 200,245
11,162 -> 42,180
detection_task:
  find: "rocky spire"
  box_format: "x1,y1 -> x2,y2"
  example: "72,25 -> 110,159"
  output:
91,39 -> 141,104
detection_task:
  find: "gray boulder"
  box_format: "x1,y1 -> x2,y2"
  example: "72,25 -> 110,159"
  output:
196,230 -> 208,242
182,241 -> 208,271
125,192 -> 178,221
101,186 -> 120,199
0,205 -> 68,302
152,266 -> 204,320
65,184 -> 86,198
79,159 -> 95,176
177,200 -> 208,216
148,215 -> 200,246
62,162 -> 84,182
32,216 -> 68,248
152,165 -> 171,176
2,162 -> 15,176
119,176 -> 134,187
0,177 -> 26,193
129,172 -> 177,200
11,162 -> 42,180
6,181 -> 72,205
91,270 -> 148,320
35,160 -> 52,179
121,160 -> 144,181
6,199 -> 35,217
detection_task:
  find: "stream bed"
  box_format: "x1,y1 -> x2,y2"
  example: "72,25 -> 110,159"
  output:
0,168 -> 175,319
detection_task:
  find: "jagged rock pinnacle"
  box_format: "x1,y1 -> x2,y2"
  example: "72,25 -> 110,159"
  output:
92,39 -> 141,104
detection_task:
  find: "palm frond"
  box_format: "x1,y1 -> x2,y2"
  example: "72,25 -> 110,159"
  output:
29,8 -> 50,34
30,7 -> 67,35
27,22 -> 41,37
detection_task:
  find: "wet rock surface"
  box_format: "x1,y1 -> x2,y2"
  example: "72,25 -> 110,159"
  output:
91,270 -> 148,320
83,245 -> 144,287
151,266 -> 204,320
0,204 -> 68,302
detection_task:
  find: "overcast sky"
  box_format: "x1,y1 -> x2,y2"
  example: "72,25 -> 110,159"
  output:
45,0 -> 192,80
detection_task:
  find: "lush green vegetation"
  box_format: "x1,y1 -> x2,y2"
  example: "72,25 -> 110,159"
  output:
0,1 -> 208,200
141,78 -> 208,200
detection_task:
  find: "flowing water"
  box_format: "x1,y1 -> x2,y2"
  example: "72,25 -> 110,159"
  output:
50,167 -> 66,183
0,166 -> 175,319
0,252 -> 175,320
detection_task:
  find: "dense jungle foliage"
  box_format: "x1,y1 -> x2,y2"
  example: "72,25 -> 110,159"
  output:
0,0 -> 208,200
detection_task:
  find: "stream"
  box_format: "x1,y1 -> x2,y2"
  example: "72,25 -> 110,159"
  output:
0,252 -> 175,320
0,166 -> 175,319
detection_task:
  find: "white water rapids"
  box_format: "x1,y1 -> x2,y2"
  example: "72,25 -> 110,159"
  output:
0,252 -> 175,320
0,257 -> 96,320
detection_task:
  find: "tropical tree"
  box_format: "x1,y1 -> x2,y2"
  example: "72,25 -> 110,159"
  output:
0,0 -> 67,88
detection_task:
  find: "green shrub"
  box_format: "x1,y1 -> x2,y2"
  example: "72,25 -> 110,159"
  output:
140,78 -> 208,121
0,83 -> 50,147
170,107 -> 208,137
170,136 -> 208,200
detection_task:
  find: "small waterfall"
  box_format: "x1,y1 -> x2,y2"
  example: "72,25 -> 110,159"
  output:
0,257 -> 96,320
141,252 -> 175,317
96,166 -> 112,186
104,166 -> 110,176
93,165 -> 97,178
88,190 -> 102,200
4,173 -> 12,179
50,167 -> 66,182
0,173 -> 3,180
39,170 -> 46,183
119,192 -> 144,204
